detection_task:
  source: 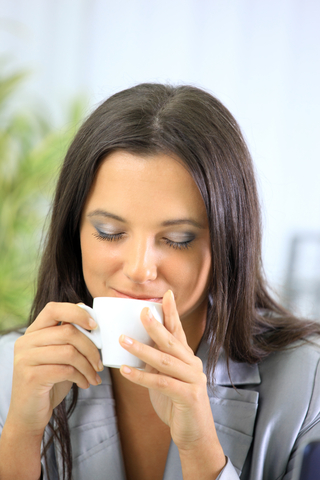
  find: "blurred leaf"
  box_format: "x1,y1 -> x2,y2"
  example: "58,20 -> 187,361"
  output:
0,66 -> 86,329
0,70 -> 26,109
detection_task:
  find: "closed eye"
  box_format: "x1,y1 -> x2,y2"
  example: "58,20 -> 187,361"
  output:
93,231 -> 125,242
164,238 -> 194,250
93,228 -> 195,250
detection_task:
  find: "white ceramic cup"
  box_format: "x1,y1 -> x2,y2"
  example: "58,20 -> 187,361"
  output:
75,297 -> 163,369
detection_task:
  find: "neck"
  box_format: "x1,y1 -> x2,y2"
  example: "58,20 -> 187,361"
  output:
110,367 -> 155,417
181,299 -> 207,354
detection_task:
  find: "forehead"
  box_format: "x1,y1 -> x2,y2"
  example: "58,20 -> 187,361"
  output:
83,150 -> 208,222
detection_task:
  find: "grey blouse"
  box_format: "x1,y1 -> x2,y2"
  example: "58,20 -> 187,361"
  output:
1,331 -> 320,479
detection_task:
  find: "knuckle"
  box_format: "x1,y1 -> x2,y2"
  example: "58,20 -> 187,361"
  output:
194,356 -> 204,370
62,323 -> 77,338
166,333 -> 176,349
62,364 -> 76,378
23,367 -> 38,385
45,301 -> 57,315
171,325 -> 180,337
13,352 -> 25,370
156,375 -> 169,389
190,384 -> 203,402
24,325 -> 32,335
186,344 -> 194,354
199,372 -> 208,386
63,344 -> 77,362
160,353 -> 173,368
14,336 -> 23,353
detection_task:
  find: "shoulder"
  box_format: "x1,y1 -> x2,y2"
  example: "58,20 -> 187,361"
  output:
238,337 -> 320,479
0,331 -> 24,427
259,337 -> 320,387
257,337 -> 320,429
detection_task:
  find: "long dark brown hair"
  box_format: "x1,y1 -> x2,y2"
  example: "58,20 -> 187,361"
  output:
29,83 -> 320,479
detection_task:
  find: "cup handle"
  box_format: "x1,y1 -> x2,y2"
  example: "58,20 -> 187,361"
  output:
74,304 -> 103,349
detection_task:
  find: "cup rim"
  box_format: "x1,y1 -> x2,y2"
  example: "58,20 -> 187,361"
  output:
93,296 -> 163,306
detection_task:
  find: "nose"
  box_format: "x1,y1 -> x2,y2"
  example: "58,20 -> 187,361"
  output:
123,236 -> 157,284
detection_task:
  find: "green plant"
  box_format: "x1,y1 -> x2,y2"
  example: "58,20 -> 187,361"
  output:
0,67 -> 85,329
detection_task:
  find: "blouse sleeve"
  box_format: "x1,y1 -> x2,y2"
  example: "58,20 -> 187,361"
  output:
0,333 -> 19,431
216,457 -> 240,479
282,355 -> 320,479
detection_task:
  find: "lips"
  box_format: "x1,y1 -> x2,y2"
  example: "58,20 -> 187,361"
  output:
111,288 -> 163,303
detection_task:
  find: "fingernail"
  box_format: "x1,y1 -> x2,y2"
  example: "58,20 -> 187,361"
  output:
168,290 -> 174,299
97,359 -> 104,371
122,335 -> 133,346
121,365 -> 132,374
95,374 -> 102,385
146,308 -> 153,321
89,318 -> 98,329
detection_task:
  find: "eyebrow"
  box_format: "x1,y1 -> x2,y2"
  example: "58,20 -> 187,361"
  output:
87,210 -> 125,222
87,209 -> 205,229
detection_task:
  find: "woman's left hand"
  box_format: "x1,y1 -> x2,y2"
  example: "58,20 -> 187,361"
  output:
118,290 -> 223,458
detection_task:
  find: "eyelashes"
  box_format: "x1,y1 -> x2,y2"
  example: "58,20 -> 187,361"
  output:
93,231 -> 194,250
163,238 -> 193,250
93,232 -> 124,242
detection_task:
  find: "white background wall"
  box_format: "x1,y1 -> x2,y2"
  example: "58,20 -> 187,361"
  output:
1,0 -> 320,305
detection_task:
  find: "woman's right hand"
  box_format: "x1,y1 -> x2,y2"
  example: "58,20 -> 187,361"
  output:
6,301 -> 103,438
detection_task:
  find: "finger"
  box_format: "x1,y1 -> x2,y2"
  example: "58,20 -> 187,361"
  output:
17,324 -> 103,372
15,344 -> 102,386
120,365 -> 207,406
140,308 -> 194,362
30,364 -> 92,390
26,302 -> 97,333
162,290 -> 189,346
119,335 -> 204,383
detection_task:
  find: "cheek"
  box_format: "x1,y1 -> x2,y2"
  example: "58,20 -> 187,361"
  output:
164,247 -> 211,301
182,255 -> 211,294
80,231 -> 119,282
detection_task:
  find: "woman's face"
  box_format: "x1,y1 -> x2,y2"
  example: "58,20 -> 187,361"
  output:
80,151 -> 211,339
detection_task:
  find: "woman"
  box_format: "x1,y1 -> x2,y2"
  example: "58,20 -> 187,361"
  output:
0,83 -> 320,480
